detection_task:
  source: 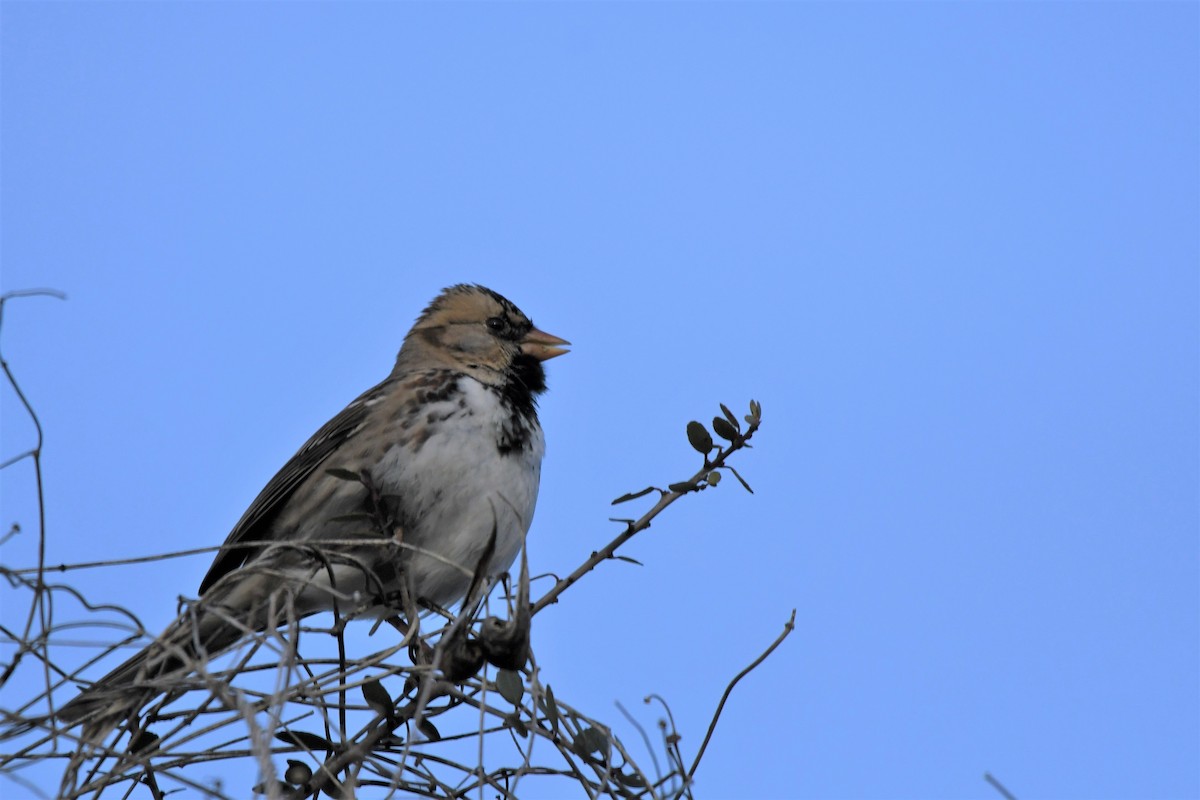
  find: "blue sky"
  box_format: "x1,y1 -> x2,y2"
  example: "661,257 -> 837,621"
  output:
2,3 -> 1197,799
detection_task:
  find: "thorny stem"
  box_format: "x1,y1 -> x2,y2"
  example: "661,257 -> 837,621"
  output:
531,416 -> 759,616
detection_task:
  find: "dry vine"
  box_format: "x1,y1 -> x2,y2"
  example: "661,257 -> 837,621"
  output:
0,291 -> 790,799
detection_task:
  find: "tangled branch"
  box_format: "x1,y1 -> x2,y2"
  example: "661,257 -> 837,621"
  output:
0,293 -> 787,799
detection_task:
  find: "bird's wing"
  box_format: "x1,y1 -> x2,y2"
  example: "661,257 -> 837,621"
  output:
197,379 -> 390,594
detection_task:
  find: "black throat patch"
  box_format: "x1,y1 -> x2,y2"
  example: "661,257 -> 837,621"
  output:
494,354 -> 545,455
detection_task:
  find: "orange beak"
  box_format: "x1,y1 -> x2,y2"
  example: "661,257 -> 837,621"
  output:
521,328 -> 570,361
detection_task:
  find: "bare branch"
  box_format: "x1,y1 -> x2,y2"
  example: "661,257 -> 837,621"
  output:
532,407 -> 761,615
687,609 -> 796,781
2,306 -> 777,800
985,772 -> 1020,800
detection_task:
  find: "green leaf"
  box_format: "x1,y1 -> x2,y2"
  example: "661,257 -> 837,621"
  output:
686,421 -> 714,453
324,468 -> 362,483
719,403 -> 740,430
706,471 -> 722,486
712,416 -> 738,441
417,718 -> 441,741
275,730 -> 334,752
668,481 -> 695,493
496,669 -> 524,706
506,713 -> 529,737
361,678 -> 393,716
538,684 -> 559,734
612,555 -> 643,566
574,725 -> 608,756
611,486 -> 655,505
727,465 -> 754,494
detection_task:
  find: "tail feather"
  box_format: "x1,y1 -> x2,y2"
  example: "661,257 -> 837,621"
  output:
56,646 -> 172,731
57,609 -> 246,737
57,558 -> 376,738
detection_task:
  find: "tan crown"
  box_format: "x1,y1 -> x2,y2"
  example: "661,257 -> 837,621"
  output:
392,285 -> 568,382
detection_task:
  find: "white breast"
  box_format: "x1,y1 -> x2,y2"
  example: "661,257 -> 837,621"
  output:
375,376 -> 544,607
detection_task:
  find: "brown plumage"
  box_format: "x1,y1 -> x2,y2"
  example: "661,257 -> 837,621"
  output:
57,284 -> 567,737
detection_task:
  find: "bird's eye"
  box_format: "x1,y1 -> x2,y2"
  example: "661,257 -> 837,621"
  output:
485,316 -> 506,332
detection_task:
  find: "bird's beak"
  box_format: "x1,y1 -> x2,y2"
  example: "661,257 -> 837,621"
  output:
521,328 -> 571,361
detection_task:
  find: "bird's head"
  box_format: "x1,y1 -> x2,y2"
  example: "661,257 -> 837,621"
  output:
397,284 -> 569,390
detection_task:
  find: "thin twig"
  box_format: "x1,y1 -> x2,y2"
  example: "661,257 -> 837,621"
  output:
687,609 -> 796,780
0,289 -> 66,698
984,772 -> 1019,800
4,394 -> 773,799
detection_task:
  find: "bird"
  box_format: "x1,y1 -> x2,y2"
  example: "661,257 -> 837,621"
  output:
56,283 -> 568,735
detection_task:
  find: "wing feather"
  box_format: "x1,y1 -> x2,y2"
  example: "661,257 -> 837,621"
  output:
197,380 -> 389,594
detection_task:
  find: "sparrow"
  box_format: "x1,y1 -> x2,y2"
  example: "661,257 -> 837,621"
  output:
56,284 -> 568,733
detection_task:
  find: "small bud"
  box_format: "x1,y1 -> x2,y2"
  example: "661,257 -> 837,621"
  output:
285,759 -> 313,785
